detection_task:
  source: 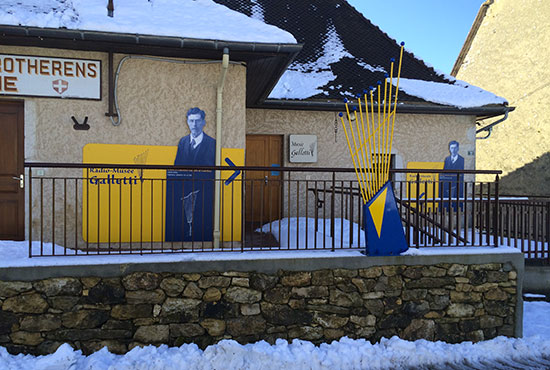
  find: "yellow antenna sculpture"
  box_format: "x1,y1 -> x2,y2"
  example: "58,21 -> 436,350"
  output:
340,43 -> 405,204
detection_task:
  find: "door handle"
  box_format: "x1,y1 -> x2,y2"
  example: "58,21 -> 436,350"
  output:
264,176 -> 268,185
12,174 -> 24,189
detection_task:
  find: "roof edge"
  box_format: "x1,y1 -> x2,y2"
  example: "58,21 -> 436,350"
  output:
0,25 -> 302,56
451,0 -> 494,76
254,99 -> 512,118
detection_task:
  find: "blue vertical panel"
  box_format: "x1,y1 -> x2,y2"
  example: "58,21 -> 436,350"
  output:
363,181 -> 408,256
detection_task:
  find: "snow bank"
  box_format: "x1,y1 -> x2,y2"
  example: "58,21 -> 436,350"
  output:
2,333 -> 550,370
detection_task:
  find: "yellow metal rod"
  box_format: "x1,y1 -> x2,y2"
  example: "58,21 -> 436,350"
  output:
381,76 -> 389,184
376,84 -> 382,192
344,103 -> 368,196
369,90 -> 376,193
362,92 -> 374,196
340,115 -> 367,203
359,95 -> 375,199
383,62 -> 395,182
386,45 -> 405,181
356,104 -> 374,200
356,110 -> 370,198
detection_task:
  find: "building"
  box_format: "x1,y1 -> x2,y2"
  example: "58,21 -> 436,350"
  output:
0,0 -> 509,244
452,0 -> 549,196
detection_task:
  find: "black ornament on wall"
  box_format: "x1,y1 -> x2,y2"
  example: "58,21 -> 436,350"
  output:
72,116 -> 90,131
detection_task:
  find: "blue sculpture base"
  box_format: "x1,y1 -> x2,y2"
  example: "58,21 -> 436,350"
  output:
363,181 -> 408,256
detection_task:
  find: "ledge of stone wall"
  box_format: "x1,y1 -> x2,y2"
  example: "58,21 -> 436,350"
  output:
0,252 -> 523,355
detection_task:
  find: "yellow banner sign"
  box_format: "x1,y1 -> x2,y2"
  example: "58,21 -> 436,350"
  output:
83,144 -> 244,244
406,161 -> 444,211
83,144 -> 175,243
220,148 -> 244,242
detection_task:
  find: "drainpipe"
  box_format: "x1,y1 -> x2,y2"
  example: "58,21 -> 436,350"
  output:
213,48 -> 229,249
476,108 -> 509,140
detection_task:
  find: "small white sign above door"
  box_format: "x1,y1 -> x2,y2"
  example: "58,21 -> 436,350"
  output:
289,134 -> 317,163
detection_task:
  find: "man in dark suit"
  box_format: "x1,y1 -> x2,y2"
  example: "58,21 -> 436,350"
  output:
166,107 -> 216,242
441,140 -> 464,210
443,140 -> 465,171
174,108 -> 216,166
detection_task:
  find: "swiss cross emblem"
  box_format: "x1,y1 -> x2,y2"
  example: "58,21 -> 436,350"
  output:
52,79 -> 69,94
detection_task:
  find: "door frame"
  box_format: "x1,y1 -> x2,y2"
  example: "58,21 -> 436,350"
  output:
244,134 -> 284,227
0,99 -> 25,241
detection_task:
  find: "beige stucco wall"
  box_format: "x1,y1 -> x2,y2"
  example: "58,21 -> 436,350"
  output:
0,45 -> 246,162
455,0 -> 550,195
0,45 -> 246,243
0,43 -> 480,245
246,108 -> 476,170
246,109 -> 476,218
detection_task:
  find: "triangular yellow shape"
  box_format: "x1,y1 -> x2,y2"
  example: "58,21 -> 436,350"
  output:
368,187 -> 388,238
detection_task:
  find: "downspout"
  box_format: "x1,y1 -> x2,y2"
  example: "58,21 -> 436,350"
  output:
213,48 -> 229,249
476,108 -> 509,140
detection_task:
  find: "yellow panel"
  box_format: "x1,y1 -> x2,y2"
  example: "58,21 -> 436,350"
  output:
406,161 -> 444,211
82,143 -> 176,243
368,187 -> 388,238
220,148 -> 244,242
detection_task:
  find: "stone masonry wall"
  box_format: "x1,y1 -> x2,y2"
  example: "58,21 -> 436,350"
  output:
0,262 -> 518,355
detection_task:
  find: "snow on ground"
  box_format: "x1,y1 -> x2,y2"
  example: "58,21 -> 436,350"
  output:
0,240 -> 365,268
0,0 -> 296,43
0,308 -> 549,370
0,214 -> 524,267
257,217 -> 365,249
0,219 -> 545,369
524,301 -> 550,338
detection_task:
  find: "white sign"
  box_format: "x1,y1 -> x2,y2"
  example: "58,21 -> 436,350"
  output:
0,54 -> 101,100
289,134 -> 317,163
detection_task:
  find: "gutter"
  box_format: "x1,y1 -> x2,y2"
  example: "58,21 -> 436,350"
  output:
476,107 -> 510,139
0,25 -> 302,56
258,99 -> 512,119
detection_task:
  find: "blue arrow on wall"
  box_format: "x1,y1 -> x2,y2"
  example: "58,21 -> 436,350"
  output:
224,157 -> 241,185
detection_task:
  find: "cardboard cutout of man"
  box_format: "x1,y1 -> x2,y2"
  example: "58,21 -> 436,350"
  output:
165,107 -> 215,242
441,140 -> 464,210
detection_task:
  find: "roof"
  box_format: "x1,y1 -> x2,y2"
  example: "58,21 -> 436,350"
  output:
0,0 -> 301,106
213,0 -> 509,115
0,0 -> 509,115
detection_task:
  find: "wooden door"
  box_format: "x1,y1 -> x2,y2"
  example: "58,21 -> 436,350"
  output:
245,135 -> 283,228
0,101 -> 24,240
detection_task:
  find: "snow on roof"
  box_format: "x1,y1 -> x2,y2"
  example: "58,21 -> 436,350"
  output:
0,0 -> 296,44
266,18 -> 505,108
393,78 -> 508,109
269,22 -> 384,99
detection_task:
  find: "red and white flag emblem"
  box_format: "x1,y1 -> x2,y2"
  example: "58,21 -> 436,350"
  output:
52,79 -> 69,94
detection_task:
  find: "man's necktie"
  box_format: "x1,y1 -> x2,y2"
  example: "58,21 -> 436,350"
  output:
190,138 -> 196,149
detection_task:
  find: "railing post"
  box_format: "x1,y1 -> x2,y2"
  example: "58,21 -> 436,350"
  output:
28,167 -> 32,258
546,201 -> 550,263
331,171 -> 335,252
493,174 -> 500,247
414,173 -> 420,246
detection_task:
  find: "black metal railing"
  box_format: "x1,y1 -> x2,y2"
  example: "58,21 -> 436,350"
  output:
24,162 -> 516,257
492,198 -> 550,261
